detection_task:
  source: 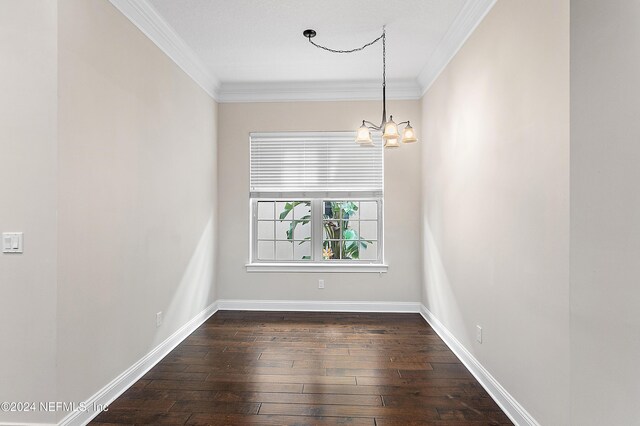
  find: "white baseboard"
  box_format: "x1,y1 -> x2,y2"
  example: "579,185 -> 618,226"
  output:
0,423 -> 56,426
52,299 -> 537,426
57,301 -> 219,426
419,305 -> 540,426
216,299 -> 422,313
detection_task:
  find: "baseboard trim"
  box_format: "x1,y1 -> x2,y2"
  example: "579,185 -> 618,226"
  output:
53,299 -> 537,426
0,423 -> 56,426
57,301 -> 219,426
419,305 -> 540,426
216,299 -> 422,313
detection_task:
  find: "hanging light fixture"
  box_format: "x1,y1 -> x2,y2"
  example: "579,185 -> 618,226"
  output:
303,27 -> 418,148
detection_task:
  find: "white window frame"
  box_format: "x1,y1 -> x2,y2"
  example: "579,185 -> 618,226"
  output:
247,197 -> 386,272
246,132 -> 387,273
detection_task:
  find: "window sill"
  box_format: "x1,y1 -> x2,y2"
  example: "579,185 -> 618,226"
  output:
245,263 -> 388,273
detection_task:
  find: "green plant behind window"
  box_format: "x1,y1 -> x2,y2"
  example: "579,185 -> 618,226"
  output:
278,201 -> 370,260
278,201 -> 311,259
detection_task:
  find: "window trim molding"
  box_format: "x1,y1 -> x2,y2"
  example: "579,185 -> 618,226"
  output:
249,197 -> 384,266
245,262 -> 388,273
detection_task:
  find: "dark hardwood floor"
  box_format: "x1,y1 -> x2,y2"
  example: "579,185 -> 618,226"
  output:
91,311 -> 512,425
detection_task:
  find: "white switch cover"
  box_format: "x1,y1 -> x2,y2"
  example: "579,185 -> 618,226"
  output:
2,233 -> 23,253
476,325 -> 483,343
318,279 -> 325,289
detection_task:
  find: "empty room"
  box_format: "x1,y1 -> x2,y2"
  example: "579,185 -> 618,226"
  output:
1,0 -> 638,425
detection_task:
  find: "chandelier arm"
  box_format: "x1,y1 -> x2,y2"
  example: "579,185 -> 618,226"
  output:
363,120 -> 382,130
303,27 -> 417,146
306,33 -> 384,54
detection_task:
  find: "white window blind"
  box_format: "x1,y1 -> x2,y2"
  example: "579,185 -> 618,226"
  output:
250,132 -> 383,196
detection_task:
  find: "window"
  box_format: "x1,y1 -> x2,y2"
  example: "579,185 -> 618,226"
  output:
256,200 -> 312,261
321,200 -> 379,261
248,132 -> 386,272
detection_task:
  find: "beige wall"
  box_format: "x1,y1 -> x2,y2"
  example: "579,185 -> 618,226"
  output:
56,0 -> 217,417
217,101 -> 422,303
6,1 -> 639,424
570,1 -> 640,424
420,1 -> 570,424
0,1 -> 58,424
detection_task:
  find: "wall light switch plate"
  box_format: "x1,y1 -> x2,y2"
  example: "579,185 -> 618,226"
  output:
2,232 -> 23,253
476,325 -> 483,343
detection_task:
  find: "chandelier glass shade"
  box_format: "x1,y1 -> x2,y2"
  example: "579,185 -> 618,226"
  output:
303,27 -> 418,148
356,121 -> 373,144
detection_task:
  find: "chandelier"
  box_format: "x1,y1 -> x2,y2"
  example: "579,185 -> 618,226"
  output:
303,26 -> 417,148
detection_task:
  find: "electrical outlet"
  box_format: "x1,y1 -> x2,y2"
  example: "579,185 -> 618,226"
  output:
156,311 -> 163,328
476,325 -> 482,343
318,279 -> 325,289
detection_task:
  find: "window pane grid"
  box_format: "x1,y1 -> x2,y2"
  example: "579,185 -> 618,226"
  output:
320,200 -> 379,261
254,199 -> 380,263
255,200 -> 312,261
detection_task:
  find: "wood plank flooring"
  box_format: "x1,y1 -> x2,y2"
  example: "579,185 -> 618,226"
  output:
91,311 -> 512,425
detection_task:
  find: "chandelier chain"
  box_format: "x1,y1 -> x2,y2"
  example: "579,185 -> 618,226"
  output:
303,26 -> 415,145
307,28 -> 385,53
305,28 -> 387,87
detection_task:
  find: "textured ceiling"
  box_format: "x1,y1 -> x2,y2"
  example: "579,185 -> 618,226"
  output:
147,0 -> 467,84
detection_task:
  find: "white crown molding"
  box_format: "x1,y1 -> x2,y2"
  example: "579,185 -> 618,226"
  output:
216,299 -> 422,313
419,305 -> 540,426
58,301 -> 219,426
109,0 -> 494,102
108,0 -> 220,99
418,0 -> 497,96
217,80 -> 423,103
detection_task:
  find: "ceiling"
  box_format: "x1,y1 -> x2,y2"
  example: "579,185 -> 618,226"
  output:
109,0 -> 496,102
